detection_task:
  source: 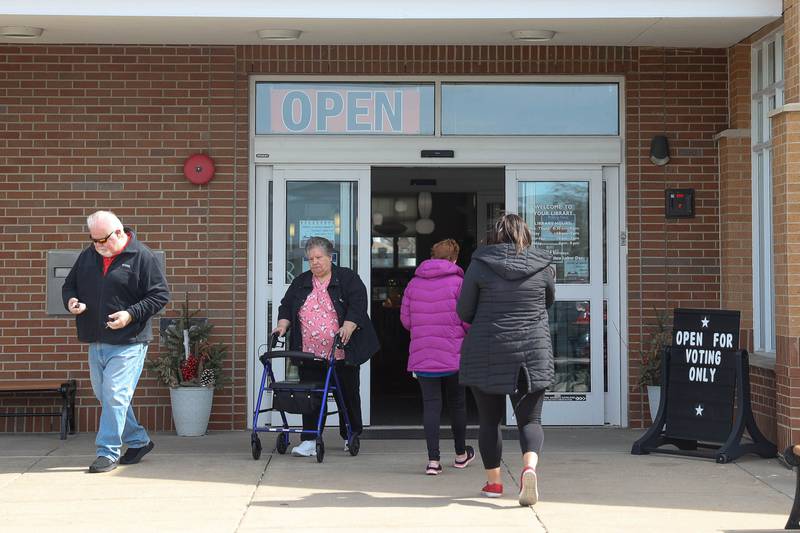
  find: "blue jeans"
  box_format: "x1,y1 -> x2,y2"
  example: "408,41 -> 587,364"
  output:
88,342 -> 150,460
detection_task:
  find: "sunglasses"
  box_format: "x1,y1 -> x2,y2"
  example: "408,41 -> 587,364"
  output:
90,231 -> 116,244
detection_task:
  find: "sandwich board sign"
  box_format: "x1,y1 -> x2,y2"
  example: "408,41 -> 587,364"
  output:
632,308 -> 776,463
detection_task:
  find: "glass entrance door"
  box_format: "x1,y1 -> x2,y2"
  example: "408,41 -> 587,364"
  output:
505,167 -> 605,425
268,165 -> 371,427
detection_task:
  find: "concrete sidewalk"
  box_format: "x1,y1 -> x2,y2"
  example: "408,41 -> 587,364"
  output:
0,428 -> 794,532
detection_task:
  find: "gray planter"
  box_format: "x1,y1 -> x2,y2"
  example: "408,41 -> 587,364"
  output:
646,385 -> 661,422
169,386 -> 214,436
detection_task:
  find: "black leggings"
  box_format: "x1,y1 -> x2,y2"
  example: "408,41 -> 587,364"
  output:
470,386 -> 545,470
299,361 -> 362,442
417,374 -> 467,461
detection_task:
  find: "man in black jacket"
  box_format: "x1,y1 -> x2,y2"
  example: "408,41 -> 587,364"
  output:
62,211 -> 170,473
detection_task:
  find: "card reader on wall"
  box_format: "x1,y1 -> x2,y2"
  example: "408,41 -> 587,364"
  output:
665,188 -> 695,218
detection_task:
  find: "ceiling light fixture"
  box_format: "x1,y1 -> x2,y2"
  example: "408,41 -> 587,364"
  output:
416,192 -> 435,235
1,26 -> 44,39
257,29 -> 302,41
510,29 -> 556,42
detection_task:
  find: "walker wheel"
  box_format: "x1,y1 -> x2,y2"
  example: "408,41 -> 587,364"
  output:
316,439 -> 325,463
251,434 -> 262,460
348,435 -> 360,456
276,433 -> 289,454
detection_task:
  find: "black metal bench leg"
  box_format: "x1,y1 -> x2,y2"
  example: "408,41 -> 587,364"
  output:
787,466 -> 800,529
59,387 -> 68,440
67,381 -> 77,434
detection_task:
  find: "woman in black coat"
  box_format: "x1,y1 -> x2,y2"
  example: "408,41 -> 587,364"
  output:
457,214 -> 555,506
273,237 -> 379,458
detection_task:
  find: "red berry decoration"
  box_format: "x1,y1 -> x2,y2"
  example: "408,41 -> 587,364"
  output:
180,355 -> 200,382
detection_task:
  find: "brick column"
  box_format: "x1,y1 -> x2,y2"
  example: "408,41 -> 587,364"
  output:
717,133 -> 753,338
771,106 -> 800,449
785,0 -> 799,104
719,43 -> 754,344
770,0 -> 800,449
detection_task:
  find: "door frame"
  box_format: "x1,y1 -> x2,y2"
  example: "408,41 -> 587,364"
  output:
505,166 -> 607,425
247,164 -> 372,430
247,74 -> 629,428
249,162 -> 626,428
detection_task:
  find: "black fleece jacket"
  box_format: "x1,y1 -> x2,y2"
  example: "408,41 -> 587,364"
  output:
62,228 -> 170,344
277,265 -> 379,366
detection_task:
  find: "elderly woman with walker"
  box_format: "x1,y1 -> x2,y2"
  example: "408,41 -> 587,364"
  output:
272,236 -> 379,458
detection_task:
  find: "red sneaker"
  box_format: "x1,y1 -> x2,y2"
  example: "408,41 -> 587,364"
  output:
518,467 -> 538,506
481,482 -> 503,498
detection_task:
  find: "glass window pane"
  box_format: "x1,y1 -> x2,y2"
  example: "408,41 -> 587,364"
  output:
286,181 -> 358,283
549,300 -> 591,393
398,237 -> 417,268
756,48 -> 764,90
268,180 -> 273,284
518,181 -> 590,283
442,83 -> 619,135
765,96 -> 772,142
768,42 -> 776,85
756,149 -> 766,350
372,237 -> 394,268
255,83 -> 434,135
603,301 -> 608,393
603,180 -> 607,285
757,99 -> 764,143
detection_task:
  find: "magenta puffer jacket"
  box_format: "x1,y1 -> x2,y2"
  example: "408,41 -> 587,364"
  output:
400,259 -> 469,373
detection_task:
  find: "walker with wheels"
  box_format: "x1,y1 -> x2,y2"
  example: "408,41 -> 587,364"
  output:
250,332 -> 360,463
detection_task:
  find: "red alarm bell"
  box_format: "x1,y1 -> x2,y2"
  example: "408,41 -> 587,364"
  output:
183,153 -> 215,185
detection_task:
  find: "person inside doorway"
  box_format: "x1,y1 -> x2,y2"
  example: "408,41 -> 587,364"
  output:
400,239 -> 475,475
272,236 -> 379,458
457,214 -> 555,506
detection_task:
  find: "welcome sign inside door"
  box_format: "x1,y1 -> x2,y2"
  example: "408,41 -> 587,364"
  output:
255,83 -> 434,135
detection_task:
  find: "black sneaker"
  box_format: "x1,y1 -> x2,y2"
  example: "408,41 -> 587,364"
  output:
119,441 -> 155,465
88,456 -> 118,473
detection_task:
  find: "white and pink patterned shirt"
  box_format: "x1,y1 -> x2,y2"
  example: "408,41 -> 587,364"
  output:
298,276 -> 345,361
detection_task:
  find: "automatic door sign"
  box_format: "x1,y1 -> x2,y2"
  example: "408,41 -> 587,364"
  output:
665,309 -> 740,443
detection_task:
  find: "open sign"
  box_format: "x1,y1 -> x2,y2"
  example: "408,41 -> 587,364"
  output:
256,83 -> 433,135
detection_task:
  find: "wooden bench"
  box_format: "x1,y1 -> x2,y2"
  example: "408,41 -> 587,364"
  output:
0,380 -> 77,439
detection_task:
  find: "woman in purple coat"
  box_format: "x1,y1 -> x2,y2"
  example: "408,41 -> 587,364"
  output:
401,239 -> 475,475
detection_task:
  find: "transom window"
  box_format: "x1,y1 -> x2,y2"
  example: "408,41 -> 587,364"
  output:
441,83 -> 619,135
255,81 -> 620,137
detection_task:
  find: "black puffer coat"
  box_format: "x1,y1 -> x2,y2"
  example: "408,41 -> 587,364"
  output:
457,243 -> 555,395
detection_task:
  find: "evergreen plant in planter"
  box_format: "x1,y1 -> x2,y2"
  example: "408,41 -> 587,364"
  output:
147,296 -> 228,436
638,310 -> 672,422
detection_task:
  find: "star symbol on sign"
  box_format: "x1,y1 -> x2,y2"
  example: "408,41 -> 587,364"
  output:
695,404 -> 704,417
701,317 -> 710,328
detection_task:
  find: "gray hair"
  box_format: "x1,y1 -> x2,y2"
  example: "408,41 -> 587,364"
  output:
86,210 -> 123,231
304,236 -> 334,257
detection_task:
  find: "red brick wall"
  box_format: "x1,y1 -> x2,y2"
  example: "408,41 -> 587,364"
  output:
751,365 -> 778,444
625,48 -> 727,426
0,45 -> 244,432
770,105 -> 800,448
1,44 -> 729,432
